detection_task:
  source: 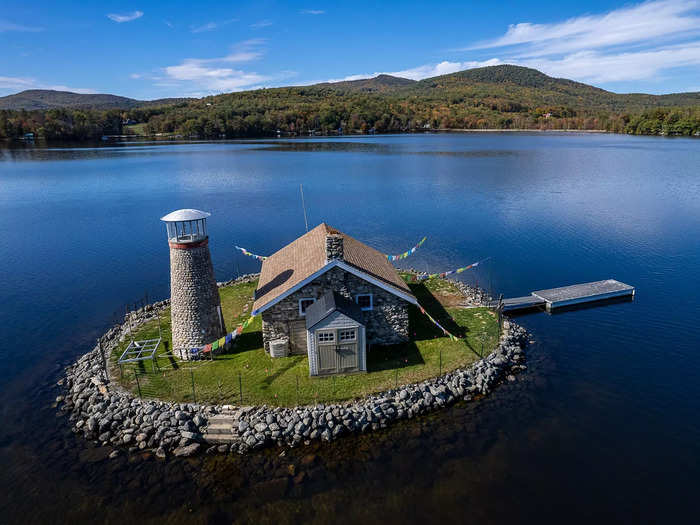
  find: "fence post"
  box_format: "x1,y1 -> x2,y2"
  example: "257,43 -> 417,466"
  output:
190,369 -> 196,403
98,339 -> 108,384
134,371 -> 142,399
497,293 -> 504,337
238,371 -> 243,404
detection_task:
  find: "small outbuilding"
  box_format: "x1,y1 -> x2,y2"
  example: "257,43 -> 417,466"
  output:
305,291 -> 367,376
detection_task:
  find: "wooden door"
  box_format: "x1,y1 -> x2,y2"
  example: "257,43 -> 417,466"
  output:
289,320 -> 307,354
337,328 -> 358,371
316,330 -> 337,374
316,327 -> 359,374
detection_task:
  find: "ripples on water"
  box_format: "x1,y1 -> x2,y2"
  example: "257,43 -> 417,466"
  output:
0,133 -> 699,523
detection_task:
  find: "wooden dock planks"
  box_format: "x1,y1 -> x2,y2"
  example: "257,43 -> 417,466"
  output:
531,279 -> 634,311
491,279 -> 635,313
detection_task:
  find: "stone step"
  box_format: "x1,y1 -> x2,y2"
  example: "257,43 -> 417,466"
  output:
202,433 -> 238,444
207,416 -> 236,424
206,423 -> 234,435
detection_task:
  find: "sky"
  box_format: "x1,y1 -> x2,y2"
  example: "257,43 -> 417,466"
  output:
1,0 -> 700,99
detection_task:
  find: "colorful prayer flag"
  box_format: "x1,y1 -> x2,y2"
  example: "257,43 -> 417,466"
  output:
235,245 -> 268,261
386,236 -> 427,261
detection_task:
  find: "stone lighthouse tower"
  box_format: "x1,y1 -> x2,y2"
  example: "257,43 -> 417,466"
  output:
160,209 -> 225,358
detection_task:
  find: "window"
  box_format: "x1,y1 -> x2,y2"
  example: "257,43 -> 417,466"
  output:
355,293 -> 373,311
299,298 -> 315,316
339,329 -> 356,342
318,331 -> 335,343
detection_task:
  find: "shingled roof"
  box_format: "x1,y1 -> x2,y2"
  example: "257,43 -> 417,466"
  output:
252,223 -> 415,314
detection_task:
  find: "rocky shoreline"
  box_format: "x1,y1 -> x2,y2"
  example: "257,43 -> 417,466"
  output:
57,275 -> 528,458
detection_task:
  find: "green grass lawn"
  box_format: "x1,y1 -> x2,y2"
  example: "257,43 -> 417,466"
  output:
113,277 -> 499,406
123,123 -> 148,135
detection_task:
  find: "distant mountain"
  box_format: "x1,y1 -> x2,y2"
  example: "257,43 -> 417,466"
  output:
315,74 -> 417,92
0,89 -> 190,110
412,65 -> 700,111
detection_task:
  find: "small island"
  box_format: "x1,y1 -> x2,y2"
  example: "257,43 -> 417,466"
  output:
58,211 -> 527,458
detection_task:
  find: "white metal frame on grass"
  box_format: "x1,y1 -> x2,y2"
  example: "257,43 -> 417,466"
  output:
118,337 -> 162,366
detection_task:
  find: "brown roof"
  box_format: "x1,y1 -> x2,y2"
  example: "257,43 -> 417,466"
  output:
252,223 -> 414,313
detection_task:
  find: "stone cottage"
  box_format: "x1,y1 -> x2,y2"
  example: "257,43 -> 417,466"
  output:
251,223 -> 417,375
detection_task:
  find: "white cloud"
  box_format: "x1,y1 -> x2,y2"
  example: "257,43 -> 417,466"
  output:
162,40 -> 271,93
192,22 -> 217,33
107,11 -> 144,23
191,18 -> 238,33
250,19 -> 273,29
0,20 -> 43,32
390,59 -> 503,80
300,9 -> 325,15
130,73 -> 142,79
0,75 -> 96,95
468,0 -> 700,57
325,59 -> 503,83
444,0 -> 700,87
516,42 -> 700,83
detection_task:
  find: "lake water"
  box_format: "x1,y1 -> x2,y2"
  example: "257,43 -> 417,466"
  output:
0,133 -> 699,524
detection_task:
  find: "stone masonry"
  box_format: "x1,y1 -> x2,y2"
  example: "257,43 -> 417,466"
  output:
325,234 -> 344,260
261,266 -> 409,352
169,238 -> 224,354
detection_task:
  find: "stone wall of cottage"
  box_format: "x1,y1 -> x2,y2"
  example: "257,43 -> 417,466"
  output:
261,266 -> 409,352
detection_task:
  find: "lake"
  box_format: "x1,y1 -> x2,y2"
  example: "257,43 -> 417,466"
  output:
0,133 -> 699,524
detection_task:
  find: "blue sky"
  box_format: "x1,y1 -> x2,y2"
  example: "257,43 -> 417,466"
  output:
2,0 -> 700,99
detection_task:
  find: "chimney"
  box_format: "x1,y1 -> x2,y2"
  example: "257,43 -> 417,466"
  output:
325,234 -> 344,261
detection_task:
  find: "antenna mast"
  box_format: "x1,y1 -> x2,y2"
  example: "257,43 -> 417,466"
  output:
300,184 -> 309,232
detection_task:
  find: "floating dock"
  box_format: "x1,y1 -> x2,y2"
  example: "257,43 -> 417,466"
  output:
493,279 -> 635,313
498,295 -> 545,312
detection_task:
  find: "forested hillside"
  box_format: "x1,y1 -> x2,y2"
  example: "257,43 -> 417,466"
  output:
1,65 -> 698,141
0,89 -> 190,111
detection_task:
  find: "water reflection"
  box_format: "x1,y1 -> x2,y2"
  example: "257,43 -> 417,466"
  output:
1,134 -> 699,523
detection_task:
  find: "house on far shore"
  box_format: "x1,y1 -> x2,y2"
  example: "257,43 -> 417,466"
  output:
251,223 -> 417,376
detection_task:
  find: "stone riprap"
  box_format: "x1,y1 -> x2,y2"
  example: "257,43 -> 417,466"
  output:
58,275 -> 526,458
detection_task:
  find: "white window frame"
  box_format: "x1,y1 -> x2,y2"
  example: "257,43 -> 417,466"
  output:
355,293 -> 373,311
339,329 -> 357,342
298,297 -> 315,316
317,330 -> 335,343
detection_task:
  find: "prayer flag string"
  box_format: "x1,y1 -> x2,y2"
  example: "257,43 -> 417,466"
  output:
386,236 -> 427,261
410,257 -> 491,281
193,315 -> 256,356
235,245 -> 268,261
418,306 -> 460,342
237,236 -> 427,264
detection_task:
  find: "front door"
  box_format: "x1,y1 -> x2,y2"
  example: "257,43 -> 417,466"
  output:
289,320 -> 307,354
316,327 -> 359,374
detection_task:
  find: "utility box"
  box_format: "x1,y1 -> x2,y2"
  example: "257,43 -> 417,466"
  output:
269,338 -> 290,358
